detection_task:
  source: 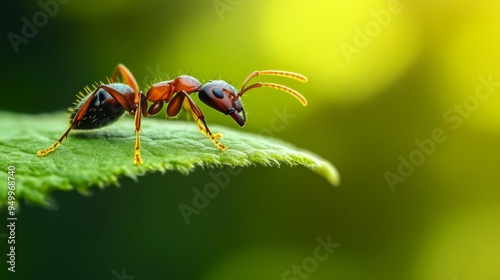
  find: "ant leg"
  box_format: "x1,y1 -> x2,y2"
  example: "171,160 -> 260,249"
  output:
37,85 -> 141,161
110,64 -> 140,96
183,99 -> 192,120
37,85 -> 109,157
36,124 -> 76,157
182,99 -> 223,140
132,94 -> 142,165
167,91 -> 227,151
100,85 -> 146,165
108,65 -> 143,164
132,94 -> 148,165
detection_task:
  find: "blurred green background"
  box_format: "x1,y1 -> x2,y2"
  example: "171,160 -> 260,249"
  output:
1,0 -> 500,279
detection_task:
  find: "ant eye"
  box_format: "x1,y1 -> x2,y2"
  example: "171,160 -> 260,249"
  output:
212,88 -> 224,99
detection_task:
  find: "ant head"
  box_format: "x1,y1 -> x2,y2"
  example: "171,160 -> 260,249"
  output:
198,70 -> 308,127
199,80 -> 246,126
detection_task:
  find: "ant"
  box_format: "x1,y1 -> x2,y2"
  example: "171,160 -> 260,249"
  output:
37,64 -> 308,165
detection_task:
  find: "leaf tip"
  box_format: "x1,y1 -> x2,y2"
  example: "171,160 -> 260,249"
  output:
311,160 -> 340,186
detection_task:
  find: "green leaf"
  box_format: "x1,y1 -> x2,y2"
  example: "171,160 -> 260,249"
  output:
0,111 -> 339,207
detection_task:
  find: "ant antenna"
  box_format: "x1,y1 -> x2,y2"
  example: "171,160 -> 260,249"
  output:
238,70 -> 308,106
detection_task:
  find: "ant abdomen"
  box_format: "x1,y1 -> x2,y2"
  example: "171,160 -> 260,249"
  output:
70,83 -> 134,129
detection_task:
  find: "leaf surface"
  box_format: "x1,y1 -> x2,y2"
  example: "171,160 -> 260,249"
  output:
0,111 -> 339,206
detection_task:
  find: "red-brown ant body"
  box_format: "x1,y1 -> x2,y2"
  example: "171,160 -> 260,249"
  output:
37,64 -> 307,164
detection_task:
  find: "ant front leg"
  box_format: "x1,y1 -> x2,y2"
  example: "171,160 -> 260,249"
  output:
182,99 -> 223,140
167,91 -> 227,151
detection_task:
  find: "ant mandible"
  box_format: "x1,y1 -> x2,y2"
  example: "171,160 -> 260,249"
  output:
37,64 -> 308,165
